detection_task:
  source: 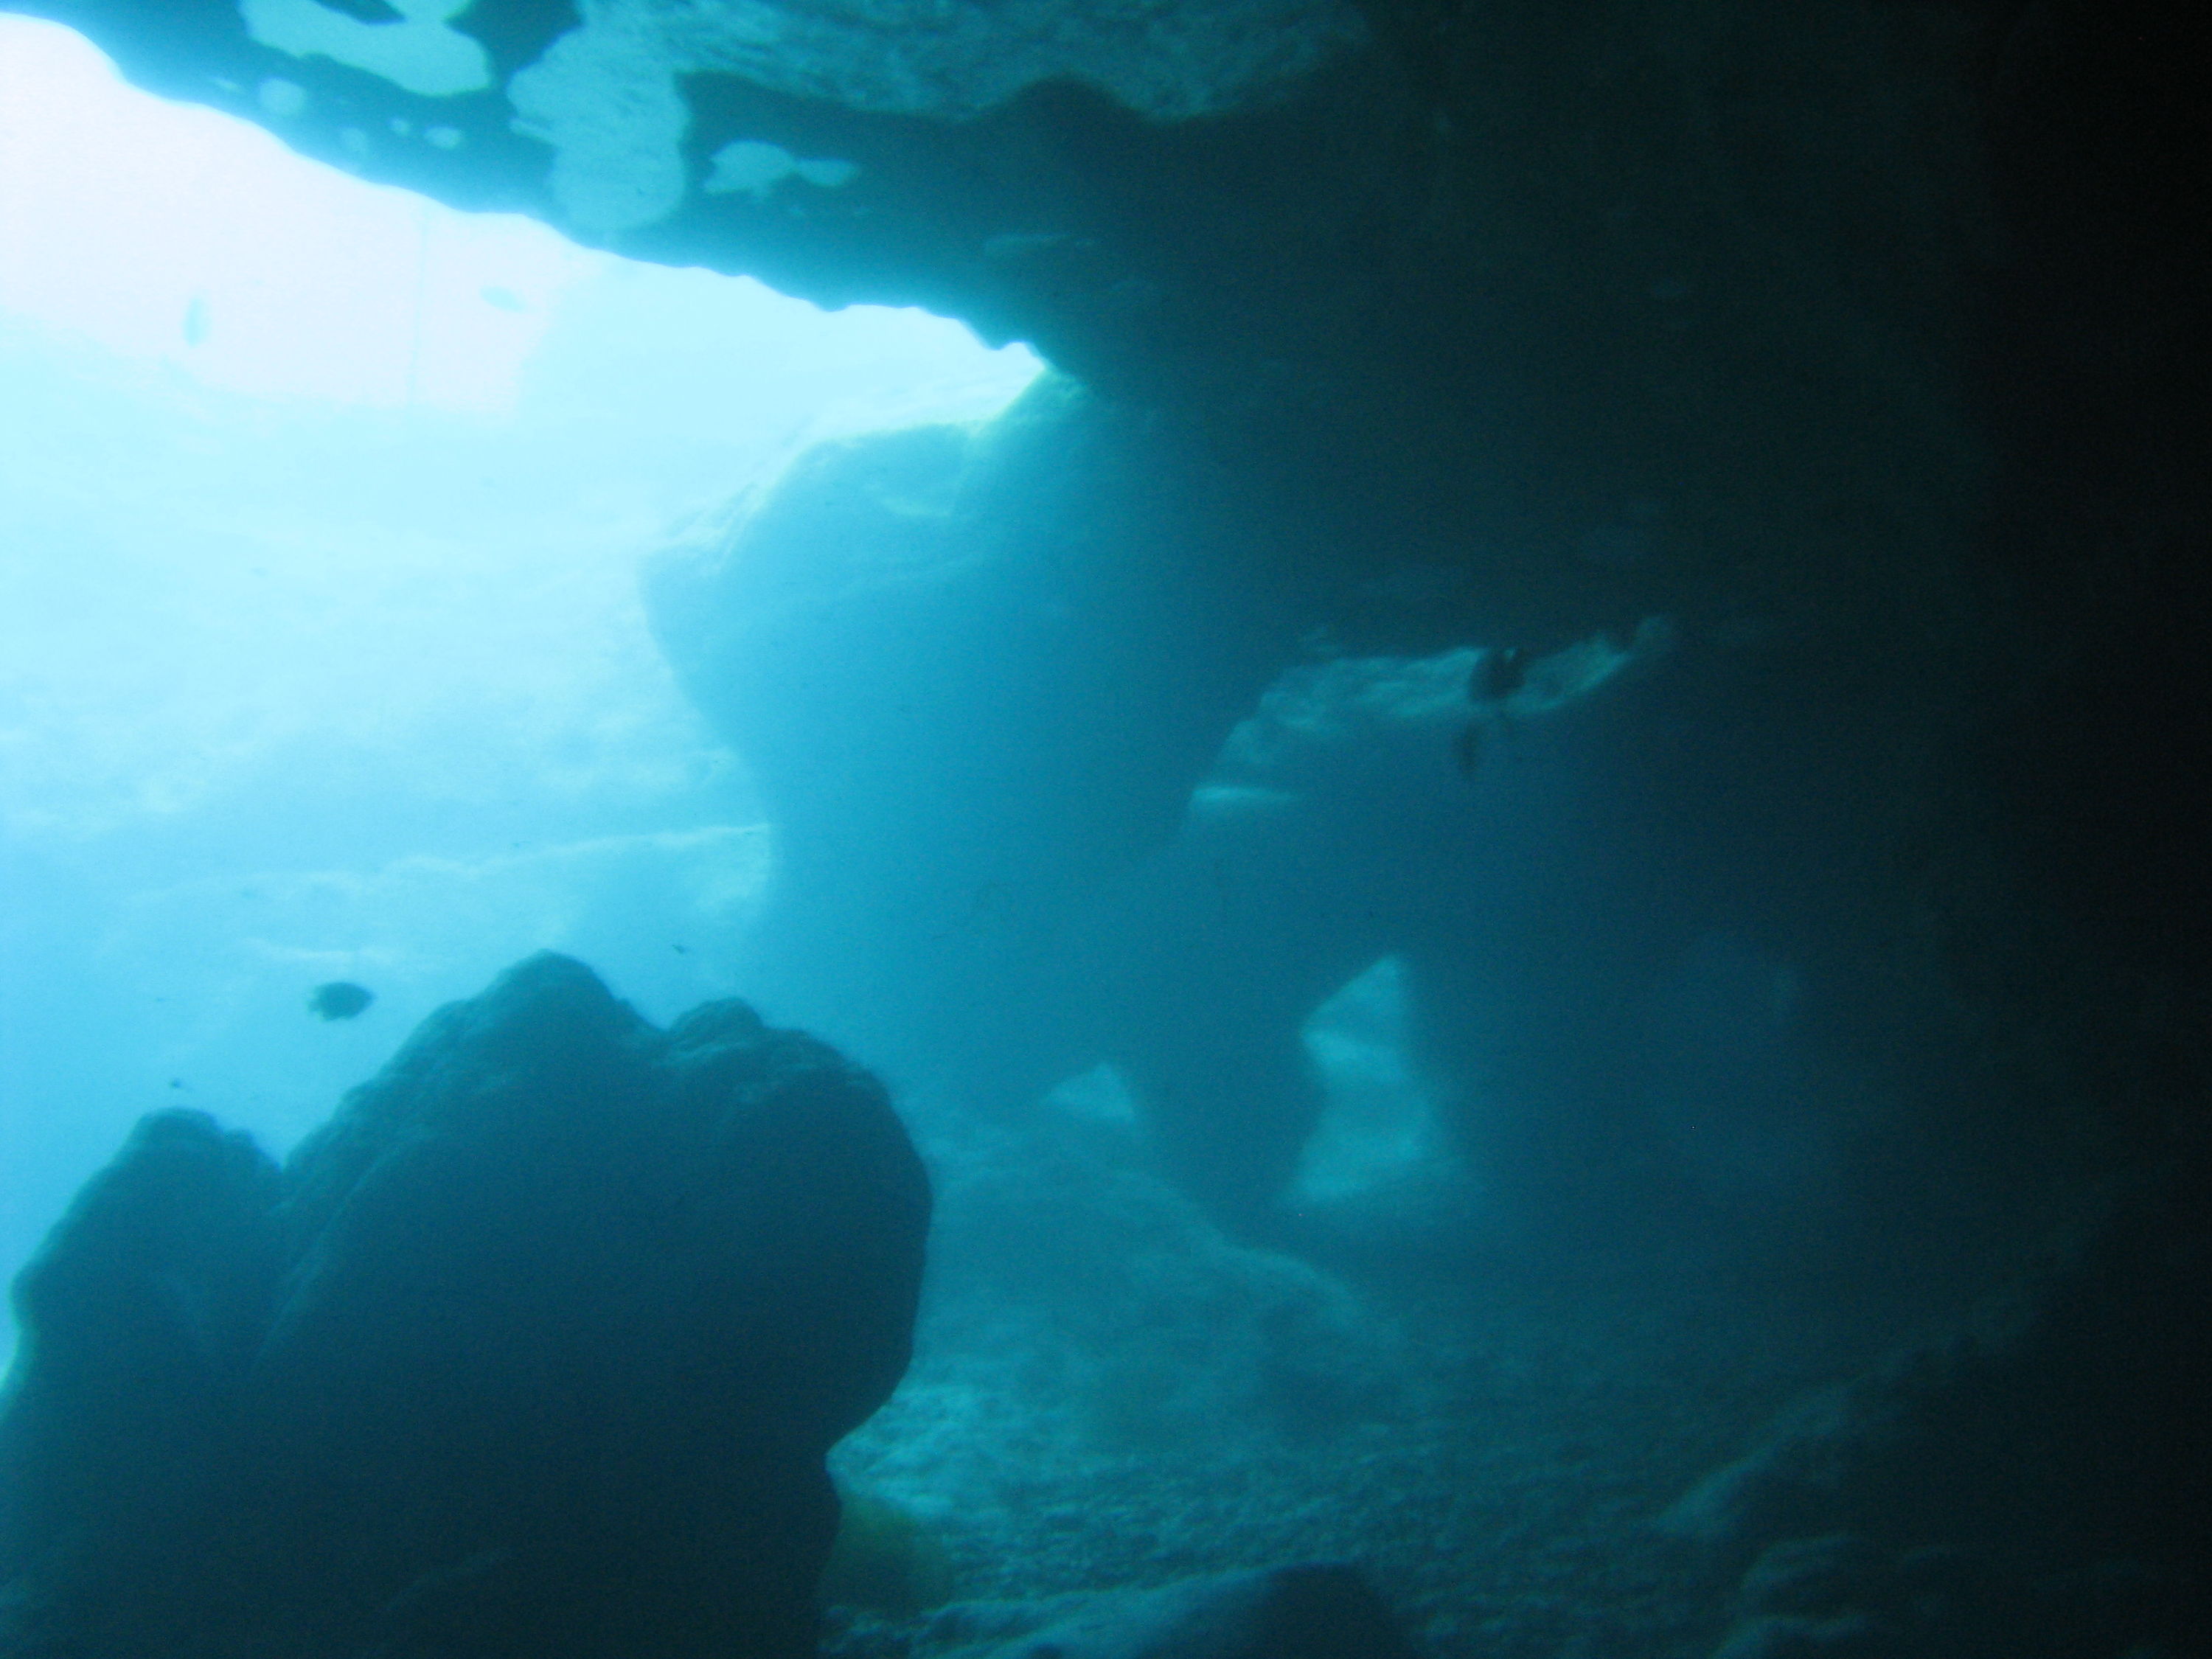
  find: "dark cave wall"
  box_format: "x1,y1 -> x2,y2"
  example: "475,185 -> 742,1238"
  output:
1955,2 -> 2212,1167
1642,15 -> 2212,1652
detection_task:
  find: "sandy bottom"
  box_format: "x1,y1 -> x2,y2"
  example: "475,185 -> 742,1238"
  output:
825,1105 -> 1920,1658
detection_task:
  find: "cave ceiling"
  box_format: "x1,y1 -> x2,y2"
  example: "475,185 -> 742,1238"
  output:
1,0 -> 2027,650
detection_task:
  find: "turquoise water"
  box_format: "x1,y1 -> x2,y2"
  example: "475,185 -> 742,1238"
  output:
0,15 -> 1038,1349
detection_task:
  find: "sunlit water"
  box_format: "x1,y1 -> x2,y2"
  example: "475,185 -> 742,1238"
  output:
0,15 -> 1042,1357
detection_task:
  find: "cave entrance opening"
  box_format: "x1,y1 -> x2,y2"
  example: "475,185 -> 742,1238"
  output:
0,13 -> 1040,1362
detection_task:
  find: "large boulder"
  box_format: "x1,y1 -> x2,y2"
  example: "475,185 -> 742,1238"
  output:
0,952 -> 931,1659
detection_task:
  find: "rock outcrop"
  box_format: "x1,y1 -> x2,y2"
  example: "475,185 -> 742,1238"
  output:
655,404 -> 1964,1253
0,953 -> 931,1659
643,378 -> 1315,1154
878,1564 -> 1417,1659
1662,1180 -> 2212,1658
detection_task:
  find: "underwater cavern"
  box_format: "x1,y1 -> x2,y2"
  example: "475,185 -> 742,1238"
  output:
0,0 -> 2204,1655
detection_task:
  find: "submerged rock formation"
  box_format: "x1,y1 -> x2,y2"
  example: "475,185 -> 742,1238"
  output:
2,0 -> 2203,1648
655,406 -> 1965,1258
1661,1179 -> 2212,1658
11,6 -> 2200,1221
0,953 -> 931,1659
643,377 -> 1316,1168
887,1564 -> 1418,1659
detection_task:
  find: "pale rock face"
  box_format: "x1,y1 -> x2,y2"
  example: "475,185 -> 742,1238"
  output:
240,0 -> 492,97
500,0 -> 1365,230
703,139 -> 860,201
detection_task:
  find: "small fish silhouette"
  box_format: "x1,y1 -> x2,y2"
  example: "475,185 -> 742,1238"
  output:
308,981 -> 374,1020
1453,720 -> 1484,778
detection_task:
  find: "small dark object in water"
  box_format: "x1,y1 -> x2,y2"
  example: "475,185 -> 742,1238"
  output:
1453,720 -> 1484,779
308,981 -> 374,1021
1456,645 -> 1532,778
1470,645 -> 1530,703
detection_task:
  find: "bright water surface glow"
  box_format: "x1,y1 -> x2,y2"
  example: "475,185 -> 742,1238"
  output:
0,15 -> 1043,1359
